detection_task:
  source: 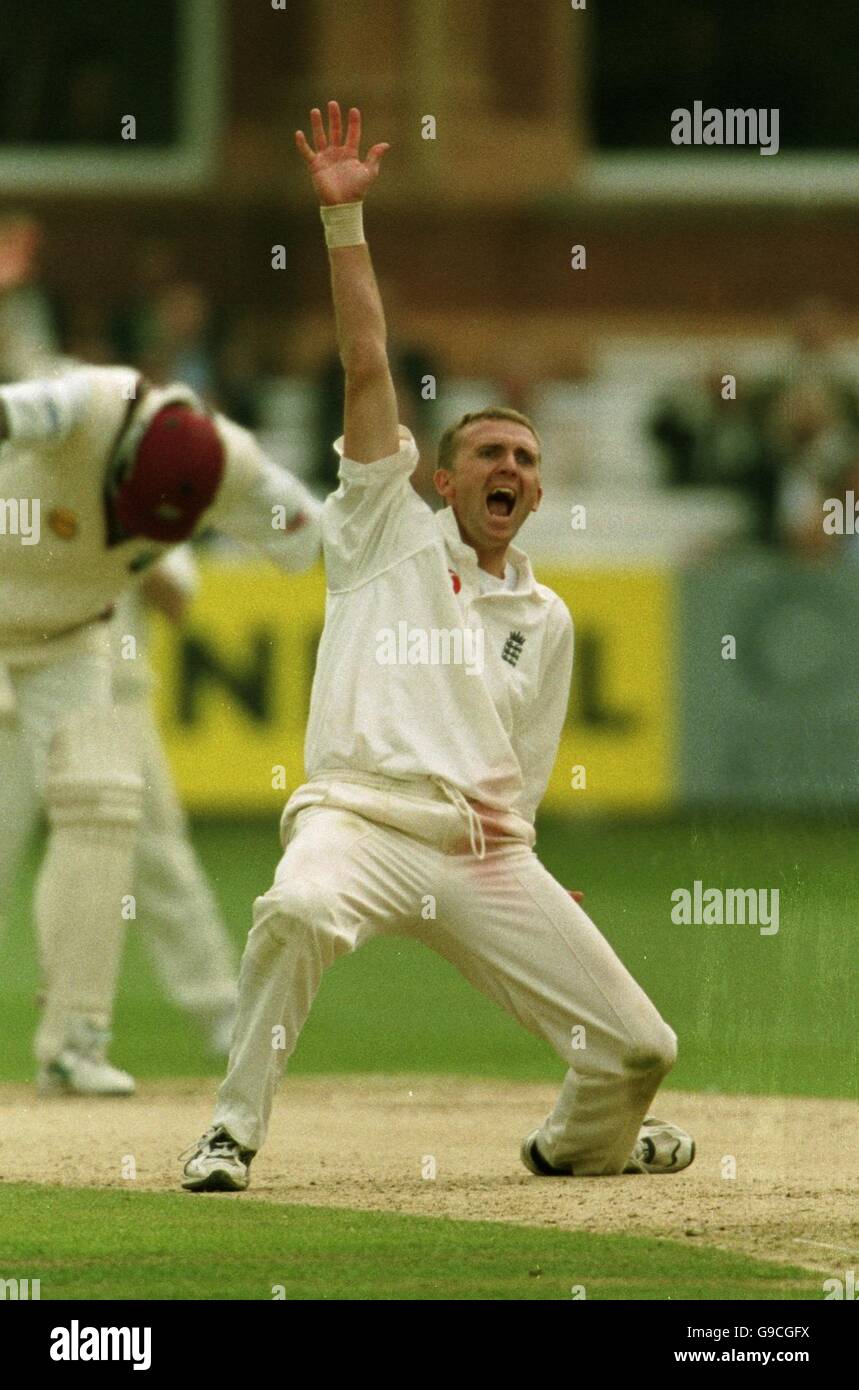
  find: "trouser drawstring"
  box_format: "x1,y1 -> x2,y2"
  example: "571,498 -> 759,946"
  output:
431,777 -> 487,860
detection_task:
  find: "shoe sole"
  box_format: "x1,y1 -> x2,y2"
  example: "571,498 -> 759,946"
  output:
38,1071 -> 135,1098
523,1130 -> 696,1177
182,1168 -> 249,1193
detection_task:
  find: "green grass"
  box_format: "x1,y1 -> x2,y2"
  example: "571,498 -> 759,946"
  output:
0,1184 -> 820,1301
3,815 -> 857,1097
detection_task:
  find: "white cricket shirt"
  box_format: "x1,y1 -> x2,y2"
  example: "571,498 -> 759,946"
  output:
0,367 -> 321,663
301,430 -> 573,828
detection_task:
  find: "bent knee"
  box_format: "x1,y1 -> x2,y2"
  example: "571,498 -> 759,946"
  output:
252,877 -> 345,950
624,1019 -> 677,1079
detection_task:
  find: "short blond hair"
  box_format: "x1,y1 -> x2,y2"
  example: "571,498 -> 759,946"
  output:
436,408 -> 541,473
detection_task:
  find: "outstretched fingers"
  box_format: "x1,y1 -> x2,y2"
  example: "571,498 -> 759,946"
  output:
295,128 -> 315,162
345,107 -> 362,154
327,100 -> 343,146
365,142 -> 391,174
296,103 -> 382,169
309,106 -> 328,152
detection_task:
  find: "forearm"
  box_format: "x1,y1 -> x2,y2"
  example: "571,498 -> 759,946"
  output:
328,242 -> 386,371
327,241 -> 399,462
299,105 -> 398,464
205,415 -> 322,572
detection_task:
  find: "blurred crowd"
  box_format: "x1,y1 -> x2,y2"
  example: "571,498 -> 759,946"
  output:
0,211 -> 444,501
3,210 -> 859,557
648,297 -> 859,556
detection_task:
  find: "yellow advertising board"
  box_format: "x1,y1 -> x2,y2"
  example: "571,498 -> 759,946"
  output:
150,564 -> 326,814
150,562 -> 675,814
538,568 -> 675,811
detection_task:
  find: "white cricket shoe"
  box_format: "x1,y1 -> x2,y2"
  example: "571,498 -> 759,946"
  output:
38,1020 -> 135,1098
520,1129 -> 570,1176
521,1116 -> 695,1176
181,1126 -> 255,1192
623,1116 -> 695,1174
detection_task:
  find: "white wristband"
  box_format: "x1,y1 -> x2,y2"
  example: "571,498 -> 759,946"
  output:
320,201 -> 365,249
1,377 -> 87,442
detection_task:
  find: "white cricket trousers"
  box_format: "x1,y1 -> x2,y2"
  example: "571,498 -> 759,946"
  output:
216,803 -> 678,1174
4,632 -> 142,1063
0,683 -> 236,1028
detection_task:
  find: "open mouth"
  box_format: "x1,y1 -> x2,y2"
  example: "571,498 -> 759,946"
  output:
486,486 -> 516,518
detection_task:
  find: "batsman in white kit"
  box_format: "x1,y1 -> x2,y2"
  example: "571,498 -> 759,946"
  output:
182,104 -> 695,1191
0,550 -> 239,1059
0,364 -> 321,1095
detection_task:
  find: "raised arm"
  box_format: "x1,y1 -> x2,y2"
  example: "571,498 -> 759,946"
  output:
296,102 -> 399,464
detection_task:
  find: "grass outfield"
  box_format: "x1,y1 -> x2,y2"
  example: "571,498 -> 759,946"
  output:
2,814 -> 856,1097
1,1185 -> 820,1301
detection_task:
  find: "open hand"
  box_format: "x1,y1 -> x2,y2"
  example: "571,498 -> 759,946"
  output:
296,102 -> 390,206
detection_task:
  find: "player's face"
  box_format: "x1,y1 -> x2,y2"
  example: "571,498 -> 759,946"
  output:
433,420 -> 543,553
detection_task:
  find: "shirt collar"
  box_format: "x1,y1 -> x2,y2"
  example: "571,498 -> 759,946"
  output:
435,505 -> 538,597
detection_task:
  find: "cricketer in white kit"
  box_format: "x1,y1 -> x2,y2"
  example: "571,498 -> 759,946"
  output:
0,364 -> 321,1095
0,547 -> 238,1058
182,103 -> 694,1191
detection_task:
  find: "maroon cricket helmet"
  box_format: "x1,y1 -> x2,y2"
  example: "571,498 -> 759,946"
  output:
111,386 -> 225,543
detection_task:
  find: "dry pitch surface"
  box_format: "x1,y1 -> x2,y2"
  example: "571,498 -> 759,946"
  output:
1,1078 -> 856,1276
